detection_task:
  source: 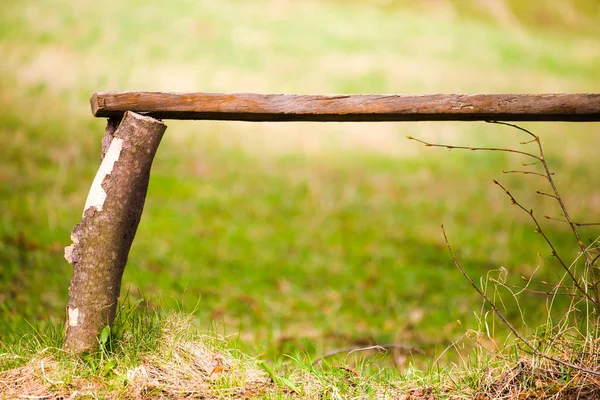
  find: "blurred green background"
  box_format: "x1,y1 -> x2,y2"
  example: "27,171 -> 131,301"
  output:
1,0 -> 599,361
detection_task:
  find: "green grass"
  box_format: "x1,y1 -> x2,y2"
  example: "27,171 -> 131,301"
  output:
3,301 -> 598,398
0,300 -> 465,398
0,300 -> 277,398
1,0 -> 600,389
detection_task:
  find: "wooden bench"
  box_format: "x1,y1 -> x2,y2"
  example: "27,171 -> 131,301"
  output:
63,92 -> 600,353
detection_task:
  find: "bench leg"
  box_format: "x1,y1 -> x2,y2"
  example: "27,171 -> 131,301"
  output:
63,111 -> 166,353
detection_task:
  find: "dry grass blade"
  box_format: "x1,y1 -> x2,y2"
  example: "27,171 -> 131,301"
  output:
441,224 -> 600,378
312,344 -> 424,365
477,354 -> 600,399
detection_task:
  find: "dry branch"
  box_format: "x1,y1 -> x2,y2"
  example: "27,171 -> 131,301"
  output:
442,225 -> 600,377
91,92 -> 600,121
63,111 -> 167,353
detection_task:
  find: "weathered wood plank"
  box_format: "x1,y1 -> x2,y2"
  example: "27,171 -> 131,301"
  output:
91,92 -> 600,122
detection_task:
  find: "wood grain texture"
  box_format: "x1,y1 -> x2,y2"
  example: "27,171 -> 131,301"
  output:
91,92 -> 600,122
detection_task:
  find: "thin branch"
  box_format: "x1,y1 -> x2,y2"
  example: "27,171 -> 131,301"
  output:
411,120 -> 600,309
493,180 -> 596,306
312,344 -> 424,365
488,121 -> 600,305
406,136 -> 541,160
537,191 -> 559,200
502,170 -> 550,179
544,216 -> 600,226
441,224 -> 600,377
485,121 -> 536,139
520,138 -> 539,145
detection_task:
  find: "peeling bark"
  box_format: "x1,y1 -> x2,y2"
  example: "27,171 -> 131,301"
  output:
64,111 -> 166,353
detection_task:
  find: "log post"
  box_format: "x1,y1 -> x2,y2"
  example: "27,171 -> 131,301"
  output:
63,111 -> 167,353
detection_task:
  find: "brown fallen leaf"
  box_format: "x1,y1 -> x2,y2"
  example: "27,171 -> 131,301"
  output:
209,352 -> 226,381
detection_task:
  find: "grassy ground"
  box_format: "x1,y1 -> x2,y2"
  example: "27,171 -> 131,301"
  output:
1,0 -> 600,395
2,301 -> 599,398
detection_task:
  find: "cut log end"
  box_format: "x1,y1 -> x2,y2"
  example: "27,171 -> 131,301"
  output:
90,92 -> 100,116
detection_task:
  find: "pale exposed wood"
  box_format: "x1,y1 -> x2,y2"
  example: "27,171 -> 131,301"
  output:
64,111 -> 166,354
91,91 -> 600,122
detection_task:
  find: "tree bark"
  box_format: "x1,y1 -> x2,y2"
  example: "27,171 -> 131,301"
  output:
63,111 -> 167,353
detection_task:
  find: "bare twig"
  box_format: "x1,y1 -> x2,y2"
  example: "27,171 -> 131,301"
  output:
487,121 -> 599,305
406,136 -> 541,160
410,121 -> 599,309
441,225 -> 600,377
502,170 -> 550,179
493,180 -> 596,306
536,191 -> 559,200
484,120 -> 536,139
312,344 -> 424,365
544,216 -> 600,227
